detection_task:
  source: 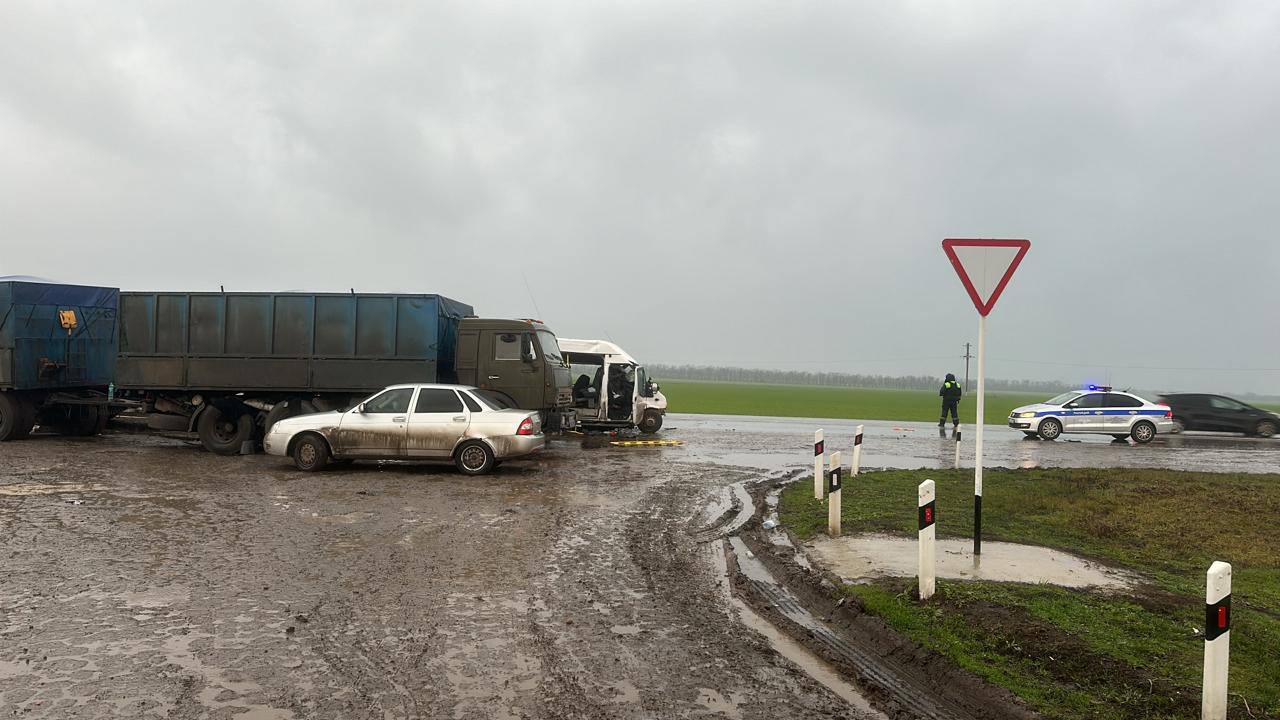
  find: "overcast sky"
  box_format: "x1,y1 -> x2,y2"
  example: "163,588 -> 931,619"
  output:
2,1 -> 1278,395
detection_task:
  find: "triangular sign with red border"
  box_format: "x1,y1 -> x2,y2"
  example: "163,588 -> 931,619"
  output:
942,238 -> 1030,316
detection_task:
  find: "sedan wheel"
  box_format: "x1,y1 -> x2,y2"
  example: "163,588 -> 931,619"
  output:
1171,417 -> 1186,433
1131,421 -> 1156,444
1257,420 -> 1277,438
1038,418 -> 1062,441
455,441 -> 495,475
292,434 -> 330,471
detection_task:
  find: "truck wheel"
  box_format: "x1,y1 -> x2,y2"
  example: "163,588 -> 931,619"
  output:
12,396 -> 37,439
1131,421 -> 1156,444
639,411 -> 663,434
197,406 -> 254,455
65,406 -> 107,437
0,393 -> 30,441
291,434 -> 330,471
455,440 -> 495,475
1037,418 -> 1063,440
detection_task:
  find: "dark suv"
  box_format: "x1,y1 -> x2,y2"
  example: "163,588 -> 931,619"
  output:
1157,394 -> 1279,437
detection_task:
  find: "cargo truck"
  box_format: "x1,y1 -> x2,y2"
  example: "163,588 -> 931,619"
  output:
117,291 -> 576,454
0,279 -> 123,441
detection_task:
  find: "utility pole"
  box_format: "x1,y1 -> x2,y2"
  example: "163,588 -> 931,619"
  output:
963,342 -> 973,393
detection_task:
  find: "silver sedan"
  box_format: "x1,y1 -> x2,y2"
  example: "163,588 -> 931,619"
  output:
263,384 -> 545,474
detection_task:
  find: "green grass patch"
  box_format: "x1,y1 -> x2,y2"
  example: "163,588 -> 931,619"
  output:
660,379 -> 1044,425
779,468 -> 1280,719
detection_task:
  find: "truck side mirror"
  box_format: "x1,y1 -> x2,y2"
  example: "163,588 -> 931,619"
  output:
521,334 -> 535,363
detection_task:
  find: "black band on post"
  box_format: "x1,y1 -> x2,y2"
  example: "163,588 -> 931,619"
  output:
974,494 -> 982,555
1205,596 -> 1231,642
918,500 -> 936,530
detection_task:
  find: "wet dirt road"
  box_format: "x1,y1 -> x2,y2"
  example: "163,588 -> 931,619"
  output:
665,413 -> 1280,474
0,432 -> 869,719
3,414 -> 1274,719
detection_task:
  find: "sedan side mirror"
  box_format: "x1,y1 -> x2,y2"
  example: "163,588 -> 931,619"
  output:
357,403 -> 367,414
1064,403 -> 1077,409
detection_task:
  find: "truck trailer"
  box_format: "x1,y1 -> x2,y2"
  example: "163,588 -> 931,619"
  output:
0,279 -> 122,441
117,291 -> 575,454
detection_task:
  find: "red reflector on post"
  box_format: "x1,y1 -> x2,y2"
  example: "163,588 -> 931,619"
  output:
1218,606 -> 1228,629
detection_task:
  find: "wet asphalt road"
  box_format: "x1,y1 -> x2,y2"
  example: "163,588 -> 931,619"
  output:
2,414 -> 1275,718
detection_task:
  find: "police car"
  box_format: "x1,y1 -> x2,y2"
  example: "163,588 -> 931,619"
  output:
1008,386 -> 1174,443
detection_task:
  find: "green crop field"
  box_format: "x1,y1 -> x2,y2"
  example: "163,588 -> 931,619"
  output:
779,468 -> 1280,719
658,379 -> 1046,425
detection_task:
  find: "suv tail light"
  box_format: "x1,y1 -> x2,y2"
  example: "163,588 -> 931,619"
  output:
517,417 -> 536,436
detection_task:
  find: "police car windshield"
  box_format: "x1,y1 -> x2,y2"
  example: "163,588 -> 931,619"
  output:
1047,392 -> 1083,406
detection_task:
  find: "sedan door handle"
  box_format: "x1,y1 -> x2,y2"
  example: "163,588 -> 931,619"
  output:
392,416 -> 407,423
452,416 -> 467,422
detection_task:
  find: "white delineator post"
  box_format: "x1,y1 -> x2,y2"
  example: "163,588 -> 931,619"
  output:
813,429 -> 825,500
851,425 -> 863,476
1202,561 -> 1232,720
918,479 -> 936,600
954,427 -> 962,468
827,451 -> 842,537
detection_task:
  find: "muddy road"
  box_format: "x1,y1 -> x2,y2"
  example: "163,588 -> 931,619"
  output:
1,431 -> 872,719
2,413 -> 1274,718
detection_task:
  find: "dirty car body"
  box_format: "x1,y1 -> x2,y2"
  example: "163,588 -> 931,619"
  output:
263,383 -> 544,474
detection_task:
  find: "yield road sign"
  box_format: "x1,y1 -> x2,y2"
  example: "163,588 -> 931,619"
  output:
942,239 -> 1030,317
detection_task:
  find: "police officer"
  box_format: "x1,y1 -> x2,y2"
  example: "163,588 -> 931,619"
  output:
938,373 -> 962,428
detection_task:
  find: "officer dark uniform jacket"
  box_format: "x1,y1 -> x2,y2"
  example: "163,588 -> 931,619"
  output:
939,373 -> 962,427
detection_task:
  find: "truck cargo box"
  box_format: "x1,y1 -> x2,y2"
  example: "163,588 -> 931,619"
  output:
117,292 -> 474,393
0,279 -> 119,391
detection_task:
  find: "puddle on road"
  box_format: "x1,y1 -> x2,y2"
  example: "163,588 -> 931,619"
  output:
808,533 -> 1137,589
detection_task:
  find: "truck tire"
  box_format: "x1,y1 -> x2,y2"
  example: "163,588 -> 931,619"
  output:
0,393 -> 31,441
639,411 -> 663,434
13,396 -> 37,439
197,406 -> 254,455
65,406 -> 108,437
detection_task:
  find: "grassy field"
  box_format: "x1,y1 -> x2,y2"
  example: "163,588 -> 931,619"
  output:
659,379 -> 1046,425
779,468 -> 1280,719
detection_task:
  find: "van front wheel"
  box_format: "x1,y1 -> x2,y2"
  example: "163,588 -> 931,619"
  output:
639,411 -> 663,434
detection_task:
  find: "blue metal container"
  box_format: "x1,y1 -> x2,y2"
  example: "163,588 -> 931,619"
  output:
117,292 -> 474,393
0,280 -> 119,391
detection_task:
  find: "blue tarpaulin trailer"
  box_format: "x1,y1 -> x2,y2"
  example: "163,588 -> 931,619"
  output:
0,279 -> 121,440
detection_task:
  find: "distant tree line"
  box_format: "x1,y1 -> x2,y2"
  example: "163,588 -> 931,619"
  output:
648,364 -> 1068,394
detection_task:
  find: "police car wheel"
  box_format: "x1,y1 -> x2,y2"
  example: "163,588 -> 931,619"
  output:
1038,418 -> 1062,440
1131,421 -> 1156,444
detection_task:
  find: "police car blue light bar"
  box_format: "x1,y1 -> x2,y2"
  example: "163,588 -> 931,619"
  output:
1086,384 -> 1113,392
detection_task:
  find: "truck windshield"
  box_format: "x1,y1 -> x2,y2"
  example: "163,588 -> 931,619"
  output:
536,331 -> 565,365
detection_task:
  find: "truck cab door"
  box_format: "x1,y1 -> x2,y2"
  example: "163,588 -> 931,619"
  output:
477,332 -> 541,410
336,387 -> 414,458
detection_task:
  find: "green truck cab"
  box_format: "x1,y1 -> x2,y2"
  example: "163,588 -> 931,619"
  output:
456,318 -> 575,432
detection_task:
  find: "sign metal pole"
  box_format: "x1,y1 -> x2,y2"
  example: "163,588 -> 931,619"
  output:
975,314 -> 985,556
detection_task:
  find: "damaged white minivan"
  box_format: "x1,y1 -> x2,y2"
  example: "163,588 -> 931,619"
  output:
559,339 -> 667,434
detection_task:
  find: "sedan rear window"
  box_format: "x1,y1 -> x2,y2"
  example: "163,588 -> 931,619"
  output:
415,389 -> 464,414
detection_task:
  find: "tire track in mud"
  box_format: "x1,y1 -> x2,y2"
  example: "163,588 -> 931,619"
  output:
516,461 -> 872,719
